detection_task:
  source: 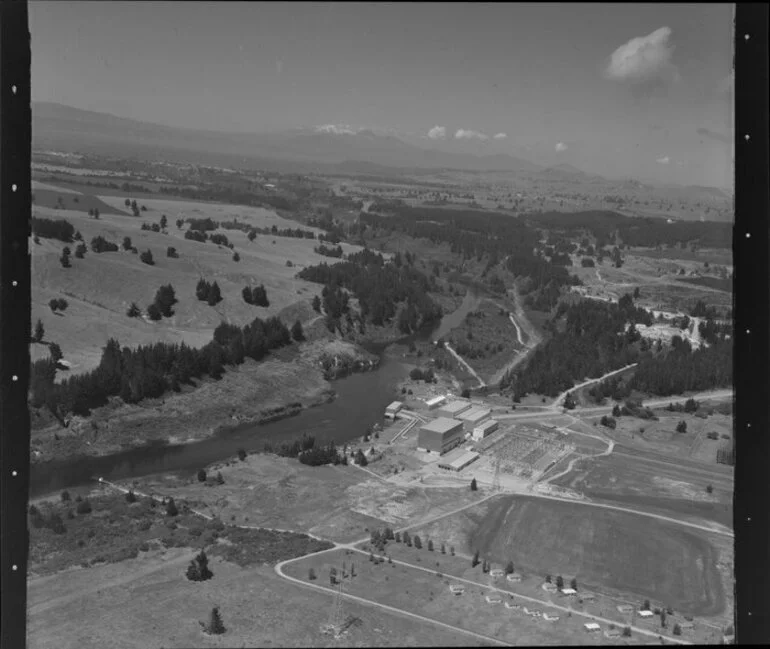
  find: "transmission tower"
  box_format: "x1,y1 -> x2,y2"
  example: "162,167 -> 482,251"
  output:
322,575 -> 345,636
492,454 -> 502,492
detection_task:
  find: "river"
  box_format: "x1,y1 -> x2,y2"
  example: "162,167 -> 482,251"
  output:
29,289 -> 483,498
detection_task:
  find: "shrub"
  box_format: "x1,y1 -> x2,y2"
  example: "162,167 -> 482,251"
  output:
237,448 -> 247,461
186,549 -> 214,582
126,302 -> 141,318
232,252 -> 240,262
167,246 -> 178,258
140,249 -> 155,265
673,623 -> 682,636
61,490 -> 71,502
216,472 -> 224,485
125,490 -> 137,503
76,499 -> 92,515
166,498 -> 178,516
309,568 -> 317,580
676,420 -> 687,433
622,627 -> 632,637
197,469 -> 207,482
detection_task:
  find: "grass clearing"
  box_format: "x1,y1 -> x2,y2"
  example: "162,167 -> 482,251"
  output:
285,549 -> 649,645
411,494 -> 725,617
28,554 -> 466,649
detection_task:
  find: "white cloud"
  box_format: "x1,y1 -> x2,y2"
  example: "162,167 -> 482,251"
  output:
555,142 -> 568,152
656,156 -> 670,165
455,129 -> 489,141
493,132 -> 507,140
315,124 -> 358,135
427,125 -> 446,140
605,26 -> 678,85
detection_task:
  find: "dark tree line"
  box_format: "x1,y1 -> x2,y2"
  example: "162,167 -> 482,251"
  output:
29,315 -> 294,417
628,338 -> 732,396
525,210 -> 732,250
31,216 -> 75,242
314,244 -> 344,258
298,248 -> 442,333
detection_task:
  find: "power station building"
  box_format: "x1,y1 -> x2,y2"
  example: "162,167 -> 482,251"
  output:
472,418 -> 498,441
437,399 -> 472,418
385,401 -> 404,419
457,406 -> 492,432
417,417 -> 465,454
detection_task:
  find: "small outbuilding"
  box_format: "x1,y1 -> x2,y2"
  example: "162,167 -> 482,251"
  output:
385,401 -> 404,419
561,587 -> 577,596
489,568 -> 505,578
426,395 -> 447,410
638,610 -> 654,618
584,622 -> 601,632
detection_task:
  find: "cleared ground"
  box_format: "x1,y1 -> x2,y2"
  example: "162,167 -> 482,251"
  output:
27,550 -> 470,649
413,494 -> 725,617
132,453 -> 485,543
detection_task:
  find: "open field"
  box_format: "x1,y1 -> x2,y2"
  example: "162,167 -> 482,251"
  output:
376,540 -> 726,644
131,453 -> 485,543
28,551 -> 470,649
284,549 -> 649,646
31,186 -> 362,376
411,494 -> 725,617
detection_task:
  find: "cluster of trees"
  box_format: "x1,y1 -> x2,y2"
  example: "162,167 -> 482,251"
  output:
628,337 -> 732,396
29,315 -> 294,417
588,376 -> 632,404
314,244 -> 344,258
157,184 -> 299,212
140,250 -> 155,265
209,233 -> 232,248
147,284 -> 177,321
409,367 -> 436,383
298,248 -> 442,333
123,198 -> 143,216
501,296 -> 650,398
90,235 -> 119,253
186,550 -> 213,582
196,279 -> 223,305
32,216 -> 75,242
49,298 -> 69,313
250,224 -> 317,240
242,284 -> 269,307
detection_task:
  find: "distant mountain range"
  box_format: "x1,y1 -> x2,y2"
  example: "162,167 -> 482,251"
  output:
32,102 -> 732,209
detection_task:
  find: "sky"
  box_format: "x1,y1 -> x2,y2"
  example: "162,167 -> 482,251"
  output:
30,2 -> 734,188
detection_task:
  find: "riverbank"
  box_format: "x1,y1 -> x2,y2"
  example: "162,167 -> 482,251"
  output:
30,337 -> 378,465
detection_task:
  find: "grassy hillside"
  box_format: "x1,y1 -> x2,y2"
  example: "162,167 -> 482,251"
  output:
31,188 -> 362,376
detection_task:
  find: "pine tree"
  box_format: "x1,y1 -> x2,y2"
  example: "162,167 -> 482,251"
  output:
472,550 -> 480,567
570,577 -> 578,590
160,214 -> 168,230
505,560 -> 514,574
312,295 -> 322,312
207,281 -> 222,306
122,236 -> 132,251
427,539 -> 434,551
291,319 -> 305,342
126,302 -> 141,318
204,607 -> 225,635
556,575 -> 565,590
60,249 -> 71,268
49,343 -> 63,363
33,319 -> 44,343
140,249 -> 154,265
414,535 -> 422,549
166,497 -> 178,516
470,478 -> 478,491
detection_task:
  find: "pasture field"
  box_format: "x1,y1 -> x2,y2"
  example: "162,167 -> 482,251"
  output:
410,494 -> 725,617
31,186 -> 361,377
284,549 -> 647,646
27,551 -> 468,649
377,541 -> 724,644
131,453 -> 485,543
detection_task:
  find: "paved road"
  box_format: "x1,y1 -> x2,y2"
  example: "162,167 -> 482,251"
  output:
551,364 -> 638,410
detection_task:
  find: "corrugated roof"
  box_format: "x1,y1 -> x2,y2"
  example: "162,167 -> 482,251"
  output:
458,409 -> 491,424
421,417 -> 463,434
447,450 -> 479,469
386,401 -> 403,410
474,419 -> 498,431
441,400 -> 472,414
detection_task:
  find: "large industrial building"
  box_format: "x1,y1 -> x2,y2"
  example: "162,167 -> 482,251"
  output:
457,406 -> 491,432
417,417 -> 465,454
437,399 -> 472,419
472,418 -> 498,441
